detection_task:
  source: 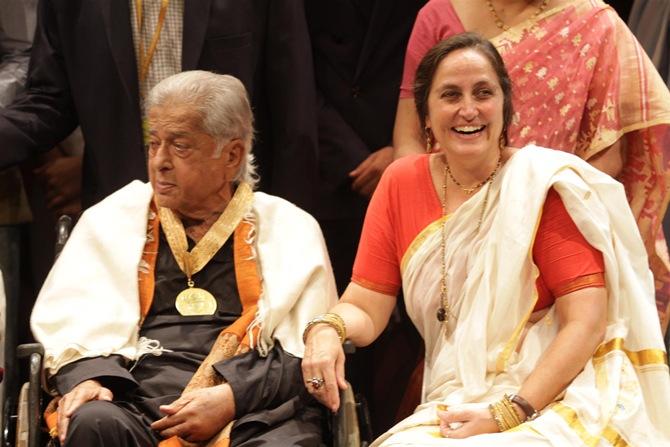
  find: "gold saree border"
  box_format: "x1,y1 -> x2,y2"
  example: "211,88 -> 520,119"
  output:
400,214 -> 451,275
550,403 -> 630,447
489,0 -> 583,48
593,337 -> 668,367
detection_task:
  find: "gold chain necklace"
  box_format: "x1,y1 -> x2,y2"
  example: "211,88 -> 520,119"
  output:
436,155 -> 502,324
445,155 -> 502,195
485,0 -> 550,31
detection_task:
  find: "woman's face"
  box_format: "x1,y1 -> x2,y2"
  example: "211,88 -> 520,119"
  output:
426,48 -> 504,160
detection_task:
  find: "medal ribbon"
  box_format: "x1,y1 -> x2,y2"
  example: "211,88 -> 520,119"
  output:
158,183 -> 254,284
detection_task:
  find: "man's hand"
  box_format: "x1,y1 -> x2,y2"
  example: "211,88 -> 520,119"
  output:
57,379 -> 113,443
151,383 -> 236,442
349,146 -> 393,198
33,153 -> 83,216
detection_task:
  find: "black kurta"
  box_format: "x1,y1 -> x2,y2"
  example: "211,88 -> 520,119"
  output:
53,230 -> 323,446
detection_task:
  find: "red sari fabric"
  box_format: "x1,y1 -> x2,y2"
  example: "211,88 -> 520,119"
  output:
399,0 -> 670,327
352,155 -> 604,310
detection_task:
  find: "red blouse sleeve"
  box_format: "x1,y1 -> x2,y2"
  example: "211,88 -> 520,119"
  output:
533,188 -> 605,309
351,164 -> 402,296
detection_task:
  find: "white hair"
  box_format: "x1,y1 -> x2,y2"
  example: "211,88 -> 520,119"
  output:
146,70 -> 258,188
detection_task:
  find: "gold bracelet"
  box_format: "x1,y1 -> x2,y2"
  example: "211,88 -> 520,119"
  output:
488,402 -> 506,432
501,395 -> 523,428
303,313 -> 347,344
489,395 -> 524,432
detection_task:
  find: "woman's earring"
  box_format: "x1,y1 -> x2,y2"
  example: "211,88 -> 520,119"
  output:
498,132 -> 506,150
425,127 -> 433,153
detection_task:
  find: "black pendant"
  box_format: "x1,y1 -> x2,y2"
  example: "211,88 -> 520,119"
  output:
436,307 -> 446,322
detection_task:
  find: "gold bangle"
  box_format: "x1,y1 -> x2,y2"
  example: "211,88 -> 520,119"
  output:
489,396 -> 523,432
503,394 -> 524,428
488,402 -> 506,432
303,313 -> 346,344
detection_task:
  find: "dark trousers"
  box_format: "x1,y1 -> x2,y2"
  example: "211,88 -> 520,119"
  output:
65,399 -> 323,447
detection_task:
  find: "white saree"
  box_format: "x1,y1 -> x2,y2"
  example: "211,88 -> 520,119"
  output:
373,146 -> 670,446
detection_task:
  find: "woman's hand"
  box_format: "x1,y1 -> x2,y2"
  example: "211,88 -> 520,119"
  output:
301,324 -> 347,412
437,403 -> 499,439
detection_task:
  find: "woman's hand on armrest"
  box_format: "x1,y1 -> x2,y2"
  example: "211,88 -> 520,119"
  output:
302,282 -> 397,412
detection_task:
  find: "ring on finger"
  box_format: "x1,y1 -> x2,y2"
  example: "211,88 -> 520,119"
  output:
306,377 -> 325,390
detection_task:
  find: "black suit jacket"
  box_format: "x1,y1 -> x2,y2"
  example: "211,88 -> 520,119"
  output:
0,0 -> 317,210
306,0 -> 425,219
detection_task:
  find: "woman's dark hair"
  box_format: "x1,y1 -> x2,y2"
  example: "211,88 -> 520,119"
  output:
413,32 -> 514,146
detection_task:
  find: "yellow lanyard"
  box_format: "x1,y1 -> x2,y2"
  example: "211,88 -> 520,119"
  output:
135,0 -> 170,87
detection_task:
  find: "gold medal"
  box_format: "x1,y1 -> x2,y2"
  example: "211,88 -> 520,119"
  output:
158,183 -> 253,317
175,286 -> 218,316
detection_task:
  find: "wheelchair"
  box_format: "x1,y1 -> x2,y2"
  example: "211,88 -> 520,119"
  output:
4,215 -> 372,447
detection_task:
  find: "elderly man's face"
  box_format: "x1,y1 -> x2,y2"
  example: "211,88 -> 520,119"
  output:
147,104 -> 243,219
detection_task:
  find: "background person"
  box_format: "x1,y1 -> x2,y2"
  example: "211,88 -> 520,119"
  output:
0,0 -> 317,213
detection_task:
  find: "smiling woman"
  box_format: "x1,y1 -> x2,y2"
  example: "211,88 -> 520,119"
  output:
301,33 -> 670,446
394,0 -> 670,331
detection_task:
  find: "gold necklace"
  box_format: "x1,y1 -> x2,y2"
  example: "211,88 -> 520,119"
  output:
436,155 -> 502,324
445,155 -> 502,195
485,0 -> 550,31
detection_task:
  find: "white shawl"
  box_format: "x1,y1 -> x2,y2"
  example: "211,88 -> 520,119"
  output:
31,181 -> 337,376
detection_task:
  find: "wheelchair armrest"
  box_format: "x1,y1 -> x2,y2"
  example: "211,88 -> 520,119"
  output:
16,343 -> 44,447
16,343 -> 44,359
342,339 -> 356,355
55,215 -> 73,260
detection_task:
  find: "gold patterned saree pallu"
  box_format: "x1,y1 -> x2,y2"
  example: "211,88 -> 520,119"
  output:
490,0 -> 670,329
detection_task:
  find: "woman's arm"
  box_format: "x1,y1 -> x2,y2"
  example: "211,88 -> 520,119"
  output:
442,286 -> 607,438
393,98 -> 426,159
514,286 -> 607,413
302,282 -> 397,412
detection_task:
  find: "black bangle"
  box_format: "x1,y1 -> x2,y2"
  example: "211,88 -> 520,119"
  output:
509,394 -> 540,421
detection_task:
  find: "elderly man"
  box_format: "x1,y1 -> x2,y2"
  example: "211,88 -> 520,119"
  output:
30,71 -> 336,447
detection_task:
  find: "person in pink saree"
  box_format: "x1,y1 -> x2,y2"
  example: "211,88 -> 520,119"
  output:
393,0 -> 670,330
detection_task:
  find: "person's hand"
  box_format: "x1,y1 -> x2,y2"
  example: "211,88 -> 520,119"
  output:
301,324 -> 347,412
349,146 -> 393,198
437,403 -> 499,439
57,379 -> 113,443
151,384 -> 235,442
33,154 -> 83,216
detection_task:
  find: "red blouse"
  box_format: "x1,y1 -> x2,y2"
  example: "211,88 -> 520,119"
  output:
352,155 -> 604,311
